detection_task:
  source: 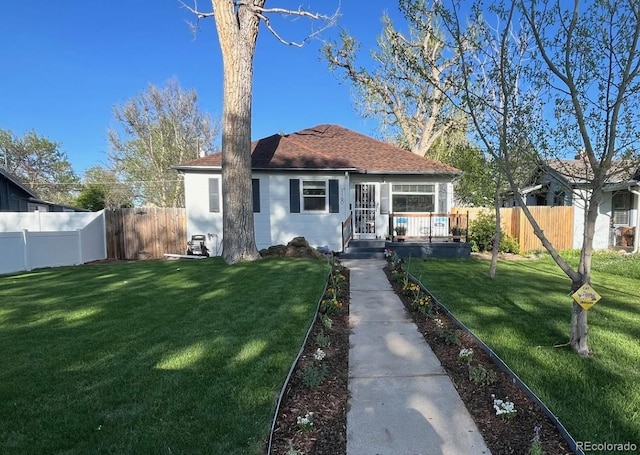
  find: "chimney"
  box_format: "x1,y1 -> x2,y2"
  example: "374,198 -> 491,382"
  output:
574,149 -> 587,160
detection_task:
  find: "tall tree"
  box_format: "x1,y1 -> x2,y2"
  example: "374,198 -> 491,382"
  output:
184,1 -> 337,264
323,1 -> 498,205
441,0 -> 640,356
440,0 -> 540,278
0,128 -> 79,204
518,0 -> 640,356
323,0 -> 460,159
108,79 -> 219,208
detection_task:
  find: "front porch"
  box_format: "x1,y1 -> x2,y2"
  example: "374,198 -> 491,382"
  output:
341,211 -> 471,259
340,238 -> 471,260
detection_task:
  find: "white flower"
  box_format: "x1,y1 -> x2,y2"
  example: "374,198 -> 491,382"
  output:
493,397 -> 517,418
314,348 -> 326,361
297,411 -> 314,430
458,348 -> 474,362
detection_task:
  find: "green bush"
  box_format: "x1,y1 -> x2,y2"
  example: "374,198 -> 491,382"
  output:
469,364 -> 497,386
500,233 -> 520,254
469,211 -> 520,254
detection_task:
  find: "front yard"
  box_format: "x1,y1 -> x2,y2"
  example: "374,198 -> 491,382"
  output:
406,251 -> 640,449
0,258 -> 329,455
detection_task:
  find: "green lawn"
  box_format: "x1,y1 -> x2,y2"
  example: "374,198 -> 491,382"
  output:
0,258 -> 329,455
407,252 -> 640,449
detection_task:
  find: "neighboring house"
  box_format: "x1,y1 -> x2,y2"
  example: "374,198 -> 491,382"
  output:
0,168 -> 83,212
502,158 -> 639,251
175,124 -> 460,253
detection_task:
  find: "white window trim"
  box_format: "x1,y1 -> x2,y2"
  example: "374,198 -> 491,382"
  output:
391,184 -> 436,212
301,179 -> 328,213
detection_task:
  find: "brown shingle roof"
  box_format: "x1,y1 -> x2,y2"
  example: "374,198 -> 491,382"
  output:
546,158 -> 639,184
177,124 -> 460,175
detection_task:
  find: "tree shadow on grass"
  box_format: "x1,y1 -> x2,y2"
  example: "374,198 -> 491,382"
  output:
0,257 -> 329,455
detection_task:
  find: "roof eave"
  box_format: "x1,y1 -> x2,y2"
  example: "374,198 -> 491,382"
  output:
603,180 -> 640,192
175,165 -> 459,176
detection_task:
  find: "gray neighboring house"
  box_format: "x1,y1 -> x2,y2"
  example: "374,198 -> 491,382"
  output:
0,168 -> 83,212
502,158 -> 639,252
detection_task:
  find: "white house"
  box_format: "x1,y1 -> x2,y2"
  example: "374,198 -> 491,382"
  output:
175,124 -> 461,255
503,158 -> 639,252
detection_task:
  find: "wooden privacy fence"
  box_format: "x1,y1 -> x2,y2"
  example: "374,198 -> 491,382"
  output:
105,208 -> 187,260
452,206 -> 574,252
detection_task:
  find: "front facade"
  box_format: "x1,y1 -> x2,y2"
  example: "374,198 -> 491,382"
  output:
176,124 -> 459,254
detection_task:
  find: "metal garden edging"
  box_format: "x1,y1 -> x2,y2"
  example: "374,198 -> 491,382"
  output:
409,272 -> 585,455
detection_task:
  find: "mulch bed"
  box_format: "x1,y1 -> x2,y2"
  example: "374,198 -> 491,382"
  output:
268,264 -> 350,455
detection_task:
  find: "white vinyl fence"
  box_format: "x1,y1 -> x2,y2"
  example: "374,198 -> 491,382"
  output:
0,210 -> 107,275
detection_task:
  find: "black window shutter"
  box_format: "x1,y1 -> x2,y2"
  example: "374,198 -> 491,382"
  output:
289,179 -> 300,213
329,179 -> 339,213
252,178 -> 260,213
209,178 -> 220,213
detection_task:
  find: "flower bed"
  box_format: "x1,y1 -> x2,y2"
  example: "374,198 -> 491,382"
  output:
268,257 -> 350,455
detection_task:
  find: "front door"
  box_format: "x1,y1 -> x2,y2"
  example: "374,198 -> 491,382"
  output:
354,183 -> 377,238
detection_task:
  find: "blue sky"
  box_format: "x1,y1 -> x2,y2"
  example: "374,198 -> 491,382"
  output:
0,1 -> 406,175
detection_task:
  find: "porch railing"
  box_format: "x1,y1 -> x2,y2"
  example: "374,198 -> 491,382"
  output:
389,212 -> 469,242
341,212 -> 353,252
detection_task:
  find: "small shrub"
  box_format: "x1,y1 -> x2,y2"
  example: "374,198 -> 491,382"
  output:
469,211 -> 497,252
320,314 -> 333,330
300,364 -> 328,388
390,270 -> 406,283
296,411 -> 314,431
320,298 -> 342,315
412,294 -> 432,315
469,211 -> 521,254
528,425 -> 543,455
469,364 -> 497,386
444,330 -> 461,345
500,233 -> 520,254
330,272 -> 347,287
458,348 -> 474,364
315,331 -> 329,348
403,282 -> 420,297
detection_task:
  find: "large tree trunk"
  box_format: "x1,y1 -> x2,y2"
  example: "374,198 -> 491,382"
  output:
213,0 -> 262,264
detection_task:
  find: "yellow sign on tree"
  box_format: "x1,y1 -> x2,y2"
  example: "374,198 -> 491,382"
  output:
572,283 -> 601,311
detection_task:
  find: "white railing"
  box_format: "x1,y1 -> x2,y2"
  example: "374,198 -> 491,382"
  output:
389,212 -> 469,241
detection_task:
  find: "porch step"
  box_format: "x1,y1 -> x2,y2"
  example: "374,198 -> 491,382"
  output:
340,239 -> 386,259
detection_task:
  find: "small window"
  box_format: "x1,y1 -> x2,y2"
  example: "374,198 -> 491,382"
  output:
252,178 -> 260,213
209,178 -> 220,213
302,180 -> 327,211
612,191 -> 632,225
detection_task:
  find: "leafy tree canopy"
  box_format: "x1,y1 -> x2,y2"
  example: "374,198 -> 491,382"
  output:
0,128 -> 79,204
108,78 -> 219,207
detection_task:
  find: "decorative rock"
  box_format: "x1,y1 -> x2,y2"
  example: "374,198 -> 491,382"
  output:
259,237 -> 325,259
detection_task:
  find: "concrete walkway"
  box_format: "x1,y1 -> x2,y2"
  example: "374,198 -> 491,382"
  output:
342,259 -> 490,455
